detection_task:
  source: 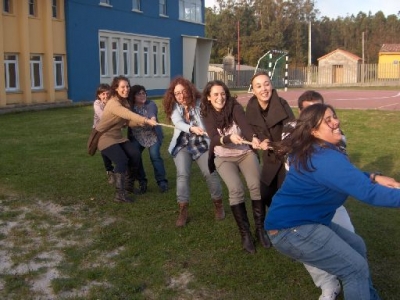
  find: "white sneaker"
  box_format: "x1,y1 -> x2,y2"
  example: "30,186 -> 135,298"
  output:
319,282 -> 341,300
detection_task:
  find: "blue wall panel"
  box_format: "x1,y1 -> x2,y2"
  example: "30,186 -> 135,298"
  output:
65,0 -> 205,102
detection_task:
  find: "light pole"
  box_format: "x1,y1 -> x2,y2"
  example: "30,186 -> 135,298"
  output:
307,0 -> 314,83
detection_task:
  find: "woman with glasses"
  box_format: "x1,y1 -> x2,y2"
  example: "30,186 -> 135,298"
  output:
266,103 -> 400,299
127,85 -> 168,194
163,77 -> 224,227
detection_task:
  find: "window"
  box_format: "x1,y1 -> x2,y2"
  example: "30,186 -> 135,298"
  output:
100,0 -> 111,5
53,55 -> 64,88
52,0 -> 58,18
30,55 -> 43,89
179,0 -> 202,23
153,44 -> 158,75
4,54 -> 19,91
143,43 -> 149,76
159,0 -> 167,15
99,31 -> 170,80
133,42 -> 140,76
99,38 -> 108,76
122,41 -> 130,76
3,0 -> 12,13
111,40 -> 119,76
28,0 -> 36,17
161,45 -> 167,76
132,0 -> 141,11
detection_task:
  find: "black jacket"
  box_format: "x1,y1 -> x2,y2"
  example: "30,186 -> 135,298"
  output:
245,89 -> 295,185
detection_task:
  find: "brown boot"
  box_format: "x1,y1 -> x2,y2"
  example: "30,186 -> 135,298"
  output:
230,203 -> 256,254
213,199 -> 225,220
114,173 -> 134,203
176,202 -> 189,227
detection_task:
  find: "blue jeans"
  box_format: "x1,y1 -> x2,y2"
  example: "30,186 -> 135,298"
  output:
173,147 -> 222,203
131,139 -> 167,185
268,223 -> 381,300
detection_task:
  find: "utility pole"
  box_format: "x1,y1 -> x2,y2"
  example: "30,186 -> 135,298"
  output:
362,31 -> 365,83
307,1 -> 313,84
308,20 -> 312,66
237,21 -> 240,87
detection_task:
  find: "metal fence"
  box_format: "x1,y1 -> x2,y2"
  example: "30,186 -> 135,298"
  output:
208,63 -> 400,89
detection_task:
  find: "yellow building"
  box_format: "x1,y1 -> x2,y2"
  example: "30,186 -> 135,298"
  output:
0,0 -> 68,108
378,44 -> 400,79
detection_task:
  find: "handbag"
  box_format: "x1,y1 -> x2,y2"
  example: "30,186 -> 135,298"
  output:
87,128 -> 104,156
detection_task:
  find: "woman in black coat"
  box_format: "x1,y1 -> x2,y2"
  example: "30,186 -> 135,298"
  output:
245,72 -> 295,208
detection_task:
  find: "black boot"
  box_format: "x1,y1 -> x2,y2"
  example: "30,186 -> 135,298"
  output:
125,168 -> 142,195
139,180 -> 147,194
124,169 -> 135,194
114,173 -> 134,203
252,200 -> 272,249
230,203 -> 256,254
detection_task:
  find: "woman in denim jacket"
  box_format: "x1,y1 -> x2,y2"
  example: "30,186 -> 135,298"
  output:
163,77 -> 224,227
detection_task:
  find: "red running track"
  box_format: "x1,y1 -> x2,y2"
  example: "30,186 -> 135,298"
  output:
236,89 -> 400,111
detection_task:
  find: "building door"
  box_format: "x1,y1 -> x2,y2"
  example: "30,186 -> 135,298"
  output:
332,65 -> 344,83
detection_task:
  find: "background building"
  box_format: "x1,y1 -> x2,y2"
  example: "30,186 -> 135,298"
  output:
378,44 -> 400,79
65,0 -> 211,102
1,0 -> 211,106
317,49 -> 361,85
0,0 -> 68,108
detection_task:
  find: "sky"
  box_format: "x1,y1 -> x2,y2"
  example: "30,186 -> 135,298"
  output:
204,0 -> 400,19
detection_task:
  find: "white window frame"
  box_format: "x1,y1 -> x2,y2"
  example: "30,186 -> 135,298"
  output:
161,44 -> 168,76
153,44 -> 159,76
111,39 -> 119,76
99,38 -> 108,77
179,0 -> 202,23
143,42 -> 149,76
30,54 -> 43,90
3,0 -> 12,13
159,0 -> 167,16
99,0 -> 111,5
51,0 -> 58,18
28,0 -> 36,17
133,41 -> 140,76
53,55 -> 64,89
132,0 -> 141,11
122,40 -> 130,76
4,54 -> 19,91
99,31 -> 170,80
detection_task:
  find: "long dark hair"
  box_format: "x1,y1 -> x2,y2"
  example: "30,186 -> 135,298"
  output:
162,76 -> 201,122
200,80 -> 238,131
109,75 -> 130,100
275,103 -> 337,172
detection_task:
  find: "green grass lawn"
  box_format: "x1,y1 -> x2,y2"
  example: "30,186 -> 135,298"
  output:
0,103 -> 399,299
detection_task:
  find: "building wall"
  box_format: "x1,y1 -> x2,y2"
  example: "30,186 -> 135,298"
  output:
65,0 -> 208,102
0,0 -> 68,107
318,53 -> 360,84
378,53 -> 400,79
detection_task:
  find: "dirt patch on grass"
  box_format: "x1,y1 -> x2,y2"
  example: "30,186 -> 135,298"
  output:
0,196 -> 116,299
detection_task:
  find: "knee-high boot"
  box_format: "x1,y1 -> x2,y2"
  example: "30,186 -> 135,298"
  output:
230,203 -> 256,254
114,173 -> 134,203
252,200 -> 272,249
124,168 -> 135,194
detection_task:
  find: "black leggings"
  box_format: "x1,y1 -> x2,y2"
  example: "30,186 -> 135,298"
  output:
260,167 -> 286,207
101,141 -> 141,175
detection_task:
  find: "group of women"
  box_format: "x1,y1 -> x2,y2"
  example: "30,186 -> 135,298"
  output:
94,73 -> 400,300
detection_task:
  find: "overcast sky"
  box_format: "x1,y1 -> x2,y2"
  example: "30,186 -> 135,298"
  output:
204,0 -> 400,19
